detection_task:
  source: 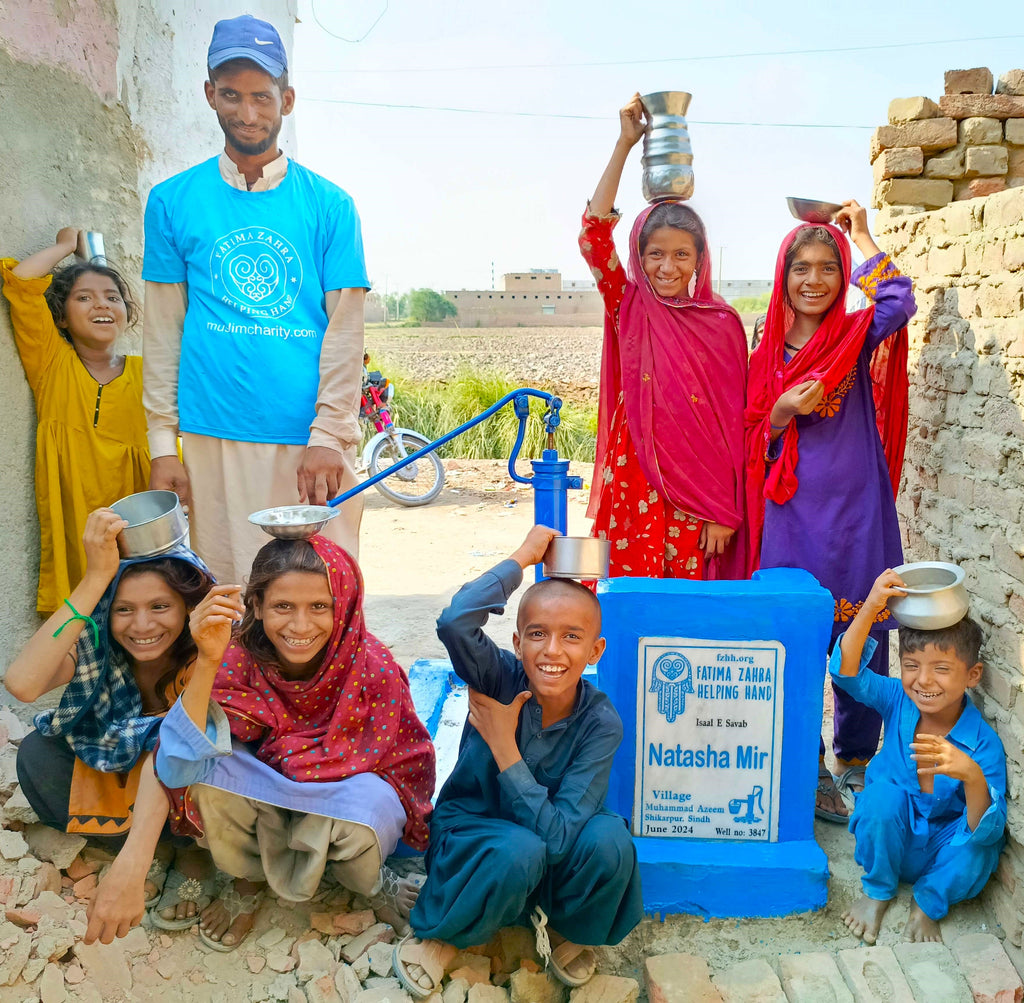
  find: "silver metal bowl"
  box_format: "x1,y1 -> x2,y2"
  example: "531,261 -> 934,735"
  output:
542,536 -> 611,580
786,197 -> 844,224
887,561 -> 969,630
248,505 -> 339,540
110,490 -> 188,558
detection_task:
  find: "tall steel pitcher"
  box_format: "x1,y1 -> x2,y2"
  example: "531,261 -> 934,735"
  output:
640,92 -> 695,203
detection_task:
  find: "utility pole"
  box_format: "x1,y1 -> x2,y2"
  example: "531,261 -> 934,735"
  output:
717,246 -> 725,297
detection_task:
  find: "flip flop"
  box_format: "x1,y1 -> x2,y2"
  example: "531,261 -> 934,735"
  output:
143,853 -> 170,909
198,884 -> 263,953
550,941 -> 597,988
836,765 -> 867,795
150,865 -> 218,931
531,906 -> 597,987
815,767 -> 849,823
392,934 -> 457,999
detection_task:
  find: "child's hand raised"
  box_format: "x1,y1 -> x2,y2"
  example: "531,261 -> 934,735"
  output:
56,227 -> 81,254
510,525 -> 561,570
618,93 -> 648,149
189,585 -> 244,662
861,568 -> 907,619
82,508 -> 129,587
911,733 -> 984,785
834,200 -> 871,245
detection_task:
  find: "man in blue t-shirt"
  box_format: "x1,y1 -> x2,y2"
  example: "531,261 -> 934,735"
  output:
142,14 -> 370,584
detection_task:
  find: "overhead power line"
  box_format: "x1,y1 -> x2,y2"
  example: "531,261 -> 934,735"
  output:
301,33 -> 1024,74
303,96 -> 874,129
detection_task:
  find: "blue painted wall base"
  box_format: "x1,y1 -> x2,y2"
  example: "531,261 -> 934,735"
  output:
637,837 -> 828,919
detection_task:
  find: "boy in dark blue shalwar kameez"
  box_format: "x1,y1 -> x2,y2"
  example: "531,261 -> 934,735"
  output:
395,526 -> 642,998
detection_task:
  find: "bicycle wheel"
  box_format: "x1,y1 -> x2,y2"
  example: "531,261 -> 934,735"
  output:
369,431 -> 445,507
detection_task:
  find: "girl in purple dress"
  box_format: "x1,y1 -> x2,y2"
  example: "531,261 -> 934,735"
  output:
746,200 -> 915,821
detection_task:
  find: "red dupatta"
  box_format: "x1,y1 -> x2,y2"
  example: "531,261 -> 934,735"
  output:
745,223 -> 909,567
591,201 -> 752,579
176,536 -> 434,849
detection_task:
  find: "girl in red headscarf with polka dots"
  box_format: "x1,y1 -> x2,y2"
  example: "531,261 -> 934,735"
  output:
155,536 -> 435,952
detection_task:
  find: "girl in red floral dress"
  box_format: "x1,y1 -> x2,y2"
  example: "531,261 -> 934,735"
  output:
580,94 -> 750,580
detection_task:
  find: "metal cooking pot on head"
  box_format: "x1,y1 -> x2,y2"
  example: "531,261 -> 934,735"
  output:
110,490 -> 189,558
542,536 -> 611,580
887,561 -> 969,630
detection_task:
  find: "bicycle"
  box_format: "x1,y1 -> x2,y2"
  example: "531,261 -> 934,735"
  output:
358,363 -> 445,506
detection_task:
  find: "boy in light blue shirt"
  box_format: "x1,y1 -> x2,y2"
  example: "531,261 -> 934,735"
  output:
834,568 -> 1006,945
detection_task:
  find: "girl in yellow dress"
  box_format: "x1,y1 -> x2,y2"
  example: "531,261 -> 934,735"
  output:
2,228 -> 150,613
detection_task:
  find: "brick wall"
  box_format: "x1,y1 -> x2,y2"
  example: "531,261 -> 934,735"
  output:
876,184 -> 1024,941
872,67 -> 1024,210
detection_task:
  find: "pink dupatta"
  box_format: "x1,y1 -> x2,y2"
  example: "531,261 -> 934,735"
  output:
591,202 -> 751,579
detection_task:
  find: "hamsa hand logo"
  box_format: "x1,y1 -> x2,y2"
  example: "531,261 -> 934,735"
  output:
649,651 -> 694,723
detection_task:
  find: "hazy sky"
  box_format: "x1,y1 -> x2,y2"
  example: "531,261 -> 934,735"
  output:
291,0 -> 1022,294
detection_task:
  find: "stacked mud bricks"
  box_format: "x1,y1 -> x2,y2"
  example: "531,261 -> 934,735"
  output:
872,68 -> 1024,210
873,148 -> 1024,942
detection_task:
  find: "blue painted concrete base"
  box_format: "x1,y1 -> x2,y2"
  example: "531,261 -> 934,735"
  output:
636,837 -> 829,919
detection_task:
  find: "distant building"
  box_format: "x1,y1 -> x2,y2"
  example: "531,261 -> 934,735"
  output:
719,279 -> 773,302
446,269 -> 604,326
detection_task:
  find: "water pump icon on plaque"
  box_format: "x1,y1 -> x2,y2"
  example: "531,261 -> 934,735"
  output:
633,637 -> 785,842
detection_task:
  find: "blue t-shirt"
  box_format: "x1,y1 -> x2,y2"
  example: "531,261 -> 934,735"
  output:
143,157 -> 369,444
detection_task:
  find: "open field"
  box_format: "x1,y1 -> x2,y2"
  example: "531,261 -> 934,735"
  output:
365,324 -> 604,405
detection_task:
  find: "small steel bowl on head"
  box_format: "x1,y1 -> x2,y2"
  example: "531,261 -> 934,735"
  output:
542,536 -> 611,581
887,561 -> 969,630
248,505 -> 339,541
786,197 -> 844,224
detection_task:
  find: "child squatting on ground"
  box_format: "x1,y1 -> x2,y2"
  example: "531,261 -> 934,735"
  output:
394,525 -> 643,998
834,569 -> 1006,944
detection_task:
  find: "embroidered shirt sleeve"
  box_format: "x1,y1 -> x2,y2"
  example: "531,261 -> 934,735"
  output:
579,207 -> 627,316
854,252 -> 900,301
852,251 -> 917,350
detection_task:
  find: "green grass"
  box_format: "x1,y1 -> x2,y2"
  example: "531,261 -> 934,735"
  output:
369,363 -> 598,462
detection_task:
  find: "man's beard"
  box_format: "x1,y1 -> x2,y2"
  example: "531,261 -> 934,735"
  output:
218,112 -> 281,157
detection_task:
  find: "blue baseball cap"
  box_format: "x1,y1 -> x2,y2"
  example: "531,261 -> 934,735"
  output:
208,14 -> 288,78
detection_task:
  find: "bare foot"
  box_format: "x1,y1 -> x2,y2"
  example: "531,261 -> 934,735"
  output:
158,844 -> 214,924
199,877 -> 265,947
842,894 -> 891,944
904,899 -> 942,942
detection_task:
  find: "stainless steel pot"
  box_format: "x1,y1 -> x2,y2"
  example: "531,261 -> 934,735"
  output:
110,490 -> 189,558
640,92 -> 695,203
249,505 -> 339,540
542,536 -> 611,580
887,562 -> 969,630
76,231 -> 107,264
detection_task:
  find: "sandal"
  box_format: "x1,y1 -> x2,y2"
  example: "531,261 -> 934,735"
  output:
198,884 -> 264,953
368,864 -> 419,921
836,765 -> 867,796
143,845 -> 174,908
150,864 -> 217,931
392,934 -> 457,999
550,941 -> 597,988
531,907 -> 596,988
815,766 -> 850,823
